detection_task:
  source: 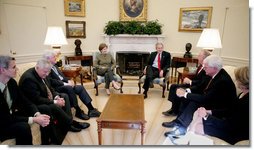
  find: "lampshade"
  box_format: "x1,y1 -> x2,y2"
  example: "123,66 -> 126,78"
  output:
196,28 -> 222,52
44,26 -> 68,49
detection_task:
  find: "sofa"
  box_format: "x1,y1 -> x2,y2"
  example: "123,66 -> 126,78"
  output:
202,65 -> 249,145
0,62 -> 41,145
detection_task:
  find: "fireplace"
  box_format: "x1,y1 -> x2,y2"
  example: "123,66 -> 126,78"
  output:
116,51 -> 150,76
103,34 -> 165,76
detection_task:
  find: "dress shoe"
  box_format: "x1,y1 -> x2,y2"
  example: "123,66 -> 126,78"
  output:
73,121 -> 90,129
75,110 -> 90,120
106,89 -> 111,96
69,125 -> 82,132
88,108 -> 101,117
143,92 -> 147,99
164,126 -> 187,137
162,120 -> 180,128
112,82 -> 121,90
162,109 -> 177,116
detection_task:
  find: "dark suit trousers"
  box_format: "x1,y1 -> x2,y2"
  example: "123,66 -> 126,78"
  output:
56,85 -> 92,109
168,84 -> 190,113
37,104 -> 60,145
142,66 -> 160,92
176,101 -> 200,128
0,122 -> 32,145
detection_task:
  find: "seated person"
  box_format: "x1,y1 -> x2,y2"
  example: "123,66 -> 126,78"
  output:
172,66 -> 249,145
43,50 -> 101,120
94,43 -> 121,95
142,42 -> 171,99
19,58 -> 90,134
0,55 -> 56,145
163,50 -> 210,116
162,55 -> 237,138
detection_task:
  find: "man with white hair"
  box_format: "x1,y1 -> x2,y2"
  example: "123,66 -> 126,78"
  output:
43,50 -> 101,120
19,59 -> 90,135
162,55 -> 237,138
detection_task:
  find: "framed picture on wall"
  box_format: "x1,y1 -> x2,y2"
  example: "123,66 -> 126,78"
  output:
178,7 -> 213,32
120,0 -> 147,21
66,21 -> 86,38
64,0 -> 85,17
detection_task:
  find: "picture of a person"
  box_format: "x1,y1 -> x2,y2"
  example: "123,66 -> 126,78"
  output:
124,0 -> 143,17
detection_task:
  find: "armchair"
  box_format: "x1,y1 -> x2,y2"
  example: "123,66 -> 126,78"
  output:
92,65 -> 123,96
138,68 -> 170,98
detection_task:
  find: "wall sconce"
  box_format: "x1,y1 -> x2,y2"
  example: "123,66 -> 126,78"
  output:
196,28 -> 222,52
44,26 -> 68,50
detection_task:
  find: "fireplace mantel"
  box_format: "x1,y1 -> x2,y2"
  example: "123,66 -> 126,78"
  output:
102,34 -> 166,58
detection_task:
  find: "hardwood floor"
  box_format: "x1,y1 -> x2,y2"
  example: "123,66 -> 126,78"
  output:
62,80 -> 176,145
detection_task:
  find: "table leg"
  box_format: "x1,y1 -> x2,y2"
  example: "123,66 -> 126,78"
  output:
97,121 -> 102,145
140,123 -> 145,145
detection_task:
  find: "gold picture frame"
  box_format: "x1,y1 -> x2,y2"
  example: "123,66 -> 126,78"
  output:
65,21 -> 86,38
64,0 -> 85,17
178,7 -> 213,32
120,0 -> 147,22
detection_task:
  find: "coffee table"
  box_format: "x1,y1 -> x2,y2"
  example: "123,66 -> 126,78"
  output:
96,94 -> 146,145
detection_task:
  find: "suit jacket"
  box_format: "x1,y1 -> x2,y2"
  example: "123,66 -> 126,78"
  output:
186,68 -> 237,110
49,65 -> 69,88
189,69 -> 211,94
0,78 -> 38,129
19,68 -> 59,105
147,51 -> 171,74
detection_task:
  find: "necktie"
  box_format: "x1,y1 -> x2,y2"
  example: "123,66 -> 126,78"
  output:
196,65 -> 203,75
204,79 -> 212,92
158,53 -> 161,72
3,85 -> 12,109
42,79 -> 53,100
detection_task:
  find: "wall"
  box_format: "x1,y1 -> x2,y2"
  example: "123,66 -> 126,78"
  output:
0,0 -> 249,66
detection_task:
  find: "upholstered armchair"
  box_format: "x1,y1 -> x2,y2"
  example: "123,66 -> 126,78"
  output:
92,65 -> 123,96
138,68 -> 170,98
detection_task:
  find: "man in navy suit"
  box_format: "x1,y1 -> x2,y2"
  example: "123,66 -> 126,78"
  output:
142,42 -> 171,99
43,50 -> 101,120
0,55 -> 57,145
162,50 -> 211,116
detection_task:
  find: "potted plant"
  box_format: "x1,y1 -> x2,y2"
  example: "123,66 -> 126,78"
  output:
104,20 -> 163,35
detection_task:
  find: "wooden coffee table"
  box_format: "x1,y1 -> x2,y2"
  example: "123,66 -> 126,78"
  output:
96,94 -> 146,145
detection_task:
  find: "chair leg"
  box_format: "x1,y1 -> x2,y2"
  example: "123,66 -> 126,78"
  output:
162,85 -> 166,98
138,83 -> 141,94
120,82 -> 123,93
93,80 -> 99,96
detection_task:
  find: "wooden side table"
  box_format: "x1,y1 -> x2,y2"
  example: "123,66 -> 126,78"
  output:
65,55 -> 93,81
60,66 -> 83,85
177,67 -> 197,84
96,94 -> 146,145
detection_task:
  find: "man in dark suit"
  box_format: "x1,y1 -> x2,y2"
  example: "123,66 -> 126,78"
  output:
143,42 -> 171,99
19,59 -> 90,135
43,50 -> 101,120
0,55 -> 56,145
162,50 -> 211,116
163,55 -> 237,137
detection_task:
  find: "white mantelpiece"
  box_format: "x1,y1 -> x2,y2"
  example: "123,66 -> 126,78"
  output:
102,34 -> 166,58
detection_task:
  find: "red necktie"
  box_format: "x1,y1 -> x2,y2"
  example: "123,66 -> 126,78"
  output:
158,53 -> 161,72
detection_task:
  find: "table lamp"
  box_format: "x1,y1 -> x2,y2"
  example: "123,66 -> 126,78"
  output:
44,26 -> 68,50
196,28 -> 222,52
44,26 -> 68,66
